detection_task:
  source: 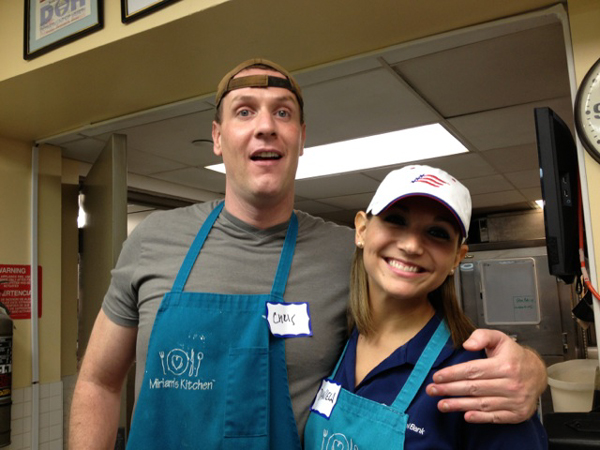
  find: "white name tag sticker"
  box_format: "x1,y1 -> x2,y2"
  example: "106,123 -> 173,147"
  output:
310,379 -> 341,419
266,302 -> 312,337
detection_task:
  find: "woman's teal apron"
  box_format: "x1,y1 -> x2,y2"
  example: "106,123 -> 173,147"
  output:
127,202 -> 302,449
304,320 -> 450,450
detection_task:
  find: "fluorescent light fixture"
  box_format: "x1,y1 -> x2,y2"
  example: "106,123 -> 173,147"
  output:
535,199 -> 544,209
205,124 -> 468,179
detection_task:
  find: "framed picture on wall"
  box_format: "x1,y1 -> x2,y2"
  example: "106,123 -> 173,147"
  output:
24,0 -> 103,60
121,0 -> 180,23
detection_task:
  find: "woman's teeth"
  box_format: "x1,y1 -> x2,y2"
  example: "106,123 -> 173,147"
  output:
388,259 -> 420,273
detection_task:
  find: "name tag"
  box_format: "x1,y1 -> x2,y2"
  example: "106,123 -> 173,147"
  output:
310,379 -> 341,419
266,302 -> 312,338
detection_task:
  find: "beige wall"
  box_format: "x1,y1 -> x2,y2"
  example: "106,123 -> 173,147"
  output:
0,0 -> 227,82
0,140 -> 62,387
37,144 -> 63,383
0,137 -> 32,389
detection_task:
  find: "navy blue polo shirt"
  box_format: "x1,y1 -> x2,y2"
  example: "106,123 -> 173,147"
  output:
333,314 -> 548,449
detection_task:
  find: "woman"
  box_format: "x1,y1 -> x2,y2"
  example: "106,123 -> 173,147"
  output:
304,164 -> 547,449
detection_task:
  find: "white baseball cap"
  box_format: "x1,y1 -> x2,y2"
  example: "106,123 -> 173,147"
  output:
366,165 -> 472,239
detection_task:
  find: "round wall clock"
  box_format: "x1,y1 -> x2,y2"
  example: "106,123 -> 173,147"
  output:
575,57 -> 600,164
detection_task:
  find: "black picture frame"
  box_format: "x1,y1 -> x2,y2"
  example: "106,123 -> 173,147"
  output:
24,0 -> 104,60
121,0 -> 180,23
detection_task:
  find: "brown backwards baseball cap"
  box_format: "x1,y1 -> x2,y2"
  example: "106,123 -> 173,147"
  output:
215,58 -> 304,110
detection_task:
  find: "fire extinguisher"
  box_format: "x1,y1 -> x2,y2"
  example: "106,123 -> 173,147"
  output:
0,296 -> 12,448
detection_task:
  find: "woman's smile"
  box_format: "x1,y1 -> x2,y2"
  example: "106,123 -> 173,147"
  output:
386,258 -> 423,274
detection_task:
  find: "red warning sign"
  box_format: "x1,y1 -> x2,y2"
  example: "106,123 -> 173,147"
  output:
0,265 -> 42,320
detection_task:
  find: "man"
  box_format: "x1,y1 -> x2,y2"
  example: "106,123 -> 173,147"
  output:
70,59 -> 546,449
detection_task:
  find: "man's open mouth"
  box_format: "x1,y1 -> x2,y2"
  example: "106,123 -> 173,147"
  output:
251,151 -> 282,161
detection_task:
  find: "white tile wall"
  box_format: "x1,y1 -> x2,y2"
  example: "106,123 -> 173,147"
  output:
4,381 -> 63,450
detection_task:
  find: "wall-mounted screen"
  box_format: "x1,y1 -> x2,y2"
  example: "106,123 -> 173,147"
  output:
533,107 -> 580,284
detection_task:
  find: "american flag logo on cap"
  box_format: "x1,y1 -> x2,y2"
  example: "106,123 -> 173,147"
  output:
412,174 -> 449,188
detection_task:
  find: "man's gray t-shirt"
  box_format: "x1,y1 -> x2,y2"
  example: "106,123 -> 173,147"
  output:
102,200 -> 355,436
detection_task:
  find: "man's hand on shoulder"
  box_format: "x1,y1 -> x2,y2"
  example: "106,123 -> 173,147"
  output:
426,329 -> 546,424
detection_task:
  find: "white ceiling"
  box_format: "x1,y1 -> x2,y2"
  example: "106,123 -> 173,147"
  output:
50,10 -> 576,227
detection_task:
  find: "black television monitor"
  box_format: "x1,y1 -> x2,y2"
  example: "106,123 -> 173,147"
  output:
534,107 -> 580,284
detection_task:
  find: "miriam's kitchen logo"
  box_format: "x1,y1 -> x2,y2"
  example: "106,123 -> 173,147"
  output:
149,346 -> 215,391
318,430 -> 359,450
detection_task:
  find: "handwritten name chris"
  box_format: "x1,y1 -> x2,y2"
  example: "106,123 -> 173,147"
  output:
272,311 -> 296,326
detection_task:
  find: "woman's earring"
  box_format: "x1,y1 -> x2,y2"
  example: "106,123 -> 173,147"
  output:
449,269 -> 455,276
356,241 -> 364,248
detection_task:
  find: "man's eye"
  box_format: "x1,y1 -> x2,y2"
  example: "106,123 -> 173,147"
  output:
276,110 -> 290,118
237,109 -> 251,117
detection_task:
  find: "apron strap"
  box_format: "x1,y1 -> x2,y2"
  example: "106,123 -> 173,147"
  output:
270,212 -> 298,300
171,201 -> 224,293
391,319 -> 450,413
330,337 -> 351,378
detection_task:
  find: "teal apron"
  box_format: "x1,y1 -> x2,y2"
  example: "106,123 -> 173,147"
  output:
304,320 -> 450,450
127,202 -> 302,450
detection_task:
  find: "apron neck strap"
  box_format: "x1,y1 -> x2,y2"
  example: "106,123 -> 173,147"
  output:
171,201 -> 225,293
171,201 -> 298,297
391,319 -> 450,413
270,212 -> 298,299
